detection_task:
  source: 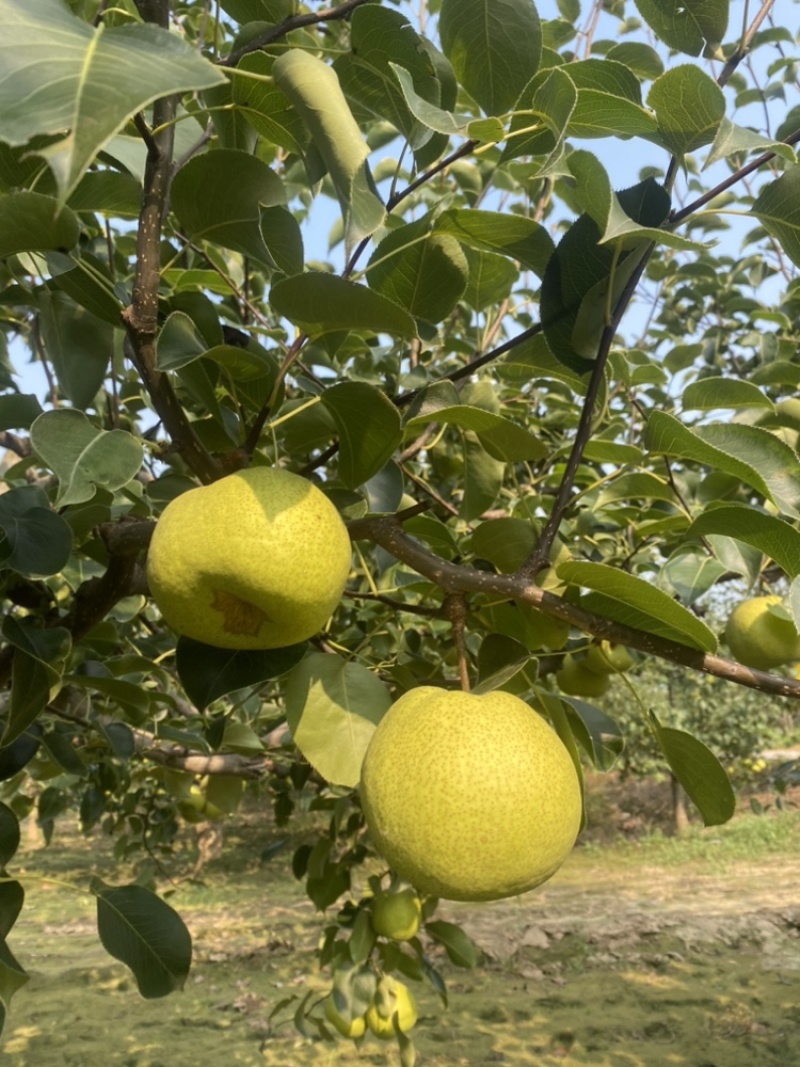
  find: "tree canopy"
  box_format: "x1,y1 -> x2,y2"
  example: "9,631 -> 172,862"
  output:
0,0 -> 799,1056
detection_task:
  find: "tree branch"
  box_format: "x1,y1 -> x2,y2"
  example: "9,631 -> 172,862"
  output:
349,514 -> 800,700
220,0 -> 373,67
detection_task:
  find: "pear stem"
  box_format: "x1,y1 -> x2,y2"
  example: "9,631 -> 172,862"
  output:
445,593 -> 471,693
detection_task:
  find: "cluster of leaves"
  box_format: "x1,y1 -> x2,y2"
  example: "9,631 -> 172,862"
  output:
1,0 -> 800,1056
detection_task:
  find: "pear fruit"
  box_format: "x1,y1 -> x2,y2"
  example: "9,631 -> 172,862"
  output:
556,653 -> 612,697
724,595 -> 800,670
147,467 -> 351,649
370,888 -> 422,941
585,641 -> 634,675
324,994 -> 367,1038
365,977 -> 418,1039
360,688 -> 581,902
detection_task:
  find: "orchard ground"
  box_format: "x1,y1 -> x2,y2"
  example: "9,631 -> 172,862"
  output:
2,776 -> 799,1067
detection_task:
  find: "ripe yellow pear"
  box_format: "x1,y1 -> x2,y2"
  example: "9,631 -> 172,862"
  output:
724,595 -> 800,670
324,994 -> 367,1038
365,977 -> 417,1039
147,467 -> 351,649
360,688 -> 581,902
556,653 -> 612,697
370,888 -> 422,941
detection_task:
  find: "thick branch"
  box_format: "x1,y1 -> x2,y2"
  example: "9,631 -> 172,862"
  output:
121,96 -> 222,485
350,515 -> 800,700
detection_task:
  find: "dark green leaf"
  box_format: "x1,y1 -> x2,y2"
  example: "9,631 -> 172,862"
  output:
439,0 -> 542,115
35,289 -> 113,409
270,274 -> 416,339
0,394 -> 42,432
650,715 -> 736,826
406,404 -> 546,462
647,65 -> 725,156
752,167 -> 800,268
0,882 -> 23,941
0,485 -> 72,577
0,804 -> 20,870
321,382 -> 402,489
92,878 -> 192,998
0,192 -> 79,255
0,938 -> 29,1027
434,209 -> 554,278
176,637 -> 307,712
688,505 -> 800,579
425,920 -> 480,968
634,0 -> 729,56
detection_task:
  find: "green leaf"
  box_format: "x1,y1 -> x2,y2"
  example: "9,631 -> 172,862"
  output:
0,192 -> 79,256
272,49 -> 385,248
0,485 -> 73,577
541,179 -> 670,371
0,804 -> 20,870
565,59 -> 658,140
645,411 -> 800,518
35,289 -> 114,409
176,637 -> 306,713
462,248 -> 518,311
461,434 -> 505,520
425,921 -> 481,968
171,150 -> 286,266
634,0 -> 729,56
661,549 -> 728,604
270,274 -> 416,339
557,561 -> 718,652
0,0 -> 225,201
283,652 -> 392,787
434,209 -> 554,277
92,878 -> 192,998
558,697 -> 624,771
751,166 -> 800,268
688,505 -> 800,579
334,6 -> 440,149
0,881 -> 23,941
474,633 -> 531,693
0,939 -> 29,1029
2,617 -> 71,746
231,53 -> 309,157
320,382 -> 402,489
502,66 -> 576,164
260,206 -> 304,277
706,116 -> 796,168
406,404 -> 546,462
647,66 -> 725,156
0,395 -> 42,432
67,170 -> 143,217
50,252 -> 124,326
390,63 -> 473,137
682,378 -> 773,411
439,0 -> 542,116
155,311 -> 208,373
649,715 -> 736,827
367,219 -> 468,326
605,42 -> 664,81
30,409 -> 143,507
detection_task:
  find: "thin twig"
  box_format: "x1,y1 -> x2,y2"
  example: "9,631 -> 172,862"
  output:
220,0 -> 372,67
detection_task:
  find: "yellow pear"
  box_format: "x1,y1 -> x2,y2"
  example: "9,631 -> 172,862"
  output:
360,688 -> 581,902
724,595 -> 800,670
324,994 -> 367,1038
365,977 -> 417,1039
370,888 -> 422,941
147,467 -> 351,649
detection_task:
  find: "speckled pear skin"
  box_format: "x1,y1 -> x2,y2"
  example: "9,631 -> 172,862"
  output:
360,687 -> 582,902
147,467 -> 352,649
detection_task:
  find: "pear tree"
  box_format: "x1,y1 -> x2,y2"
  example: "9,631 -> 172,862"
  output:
0,0 -> 800,1059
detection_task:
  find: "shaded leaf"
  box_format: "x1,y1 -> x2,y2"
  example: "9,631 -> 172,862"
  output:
321,382 -> 402,489
634,0 -> 729,56
407,404 -> 547,462
0,485 -> 73,577
176,637 -> 307,712
2,617 -> 70,747
0,804 -> 20,870
36,289 -> 113,409
0,939 -> 29,1028
650,715 -> 736,827
682,378 -> 772,411
0,192 -> 79,256
434,209 -> 554,277
425,921 -> 480,968
752,166 -> 800,268
92,878 -> 192,998
648,66 -> 725,156
270,274 -> 416,339
439,0 -> 542,116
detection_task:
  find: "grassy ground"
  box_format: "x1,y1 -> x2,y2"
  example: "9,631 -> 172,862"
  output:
1,800 -> 799,1067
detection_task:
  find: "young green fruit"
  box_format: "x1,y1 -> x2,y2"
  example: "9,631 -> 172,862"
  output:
585,641 -> 634,675
360,688 -> 582,902
724,595 -> 800,670
370,888 -> 422,941
365,977 -> 417,1039
324,994 -> 367,1038
556,653 -> 612,697
147,467 -> 351,649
